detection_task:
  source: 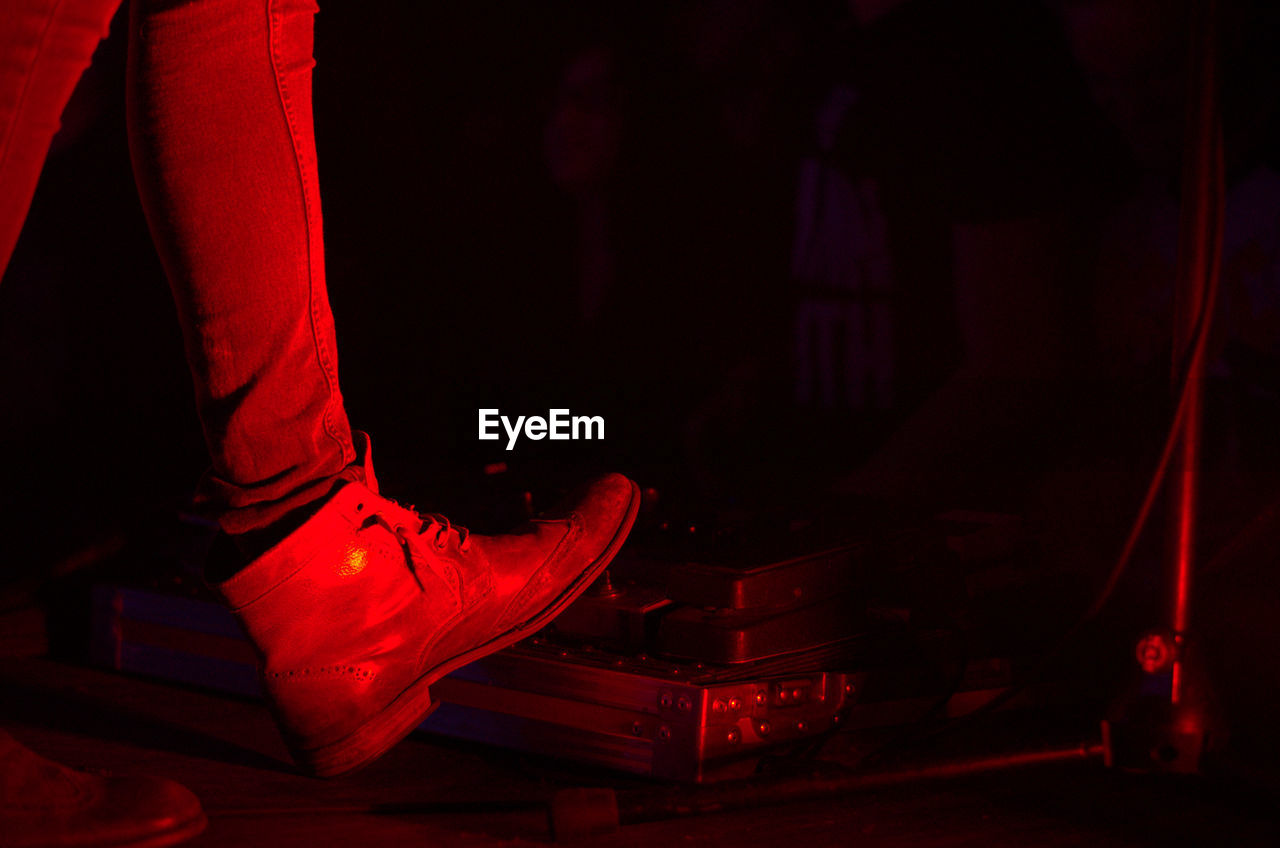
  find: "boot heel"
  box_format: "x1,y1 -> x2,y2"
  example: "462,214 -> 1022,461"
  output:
294,684 -> 441,778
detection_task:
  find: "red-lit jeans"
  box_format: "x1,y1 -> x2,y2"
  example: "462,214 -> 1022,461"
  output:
0,0 -> 357,535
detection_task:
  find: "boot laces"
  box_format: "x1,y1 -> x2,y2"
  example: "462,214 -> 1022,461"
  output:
419,512 -> 472,552
374,502 -> 471,553
370,506 -> 472,595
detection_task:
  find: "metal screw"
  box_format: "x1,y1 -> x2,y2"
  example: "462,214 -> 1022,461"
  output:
659,692 -> 673,709
658,725 -> 671,741
677,696 -> 692,713
726,728 -> 741,745
590,570 -> 620,597
631,721 -> 644,737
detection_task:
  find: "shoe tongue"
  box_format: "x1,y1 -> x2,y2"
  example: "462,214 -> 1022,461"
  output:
353,431 -> 379,493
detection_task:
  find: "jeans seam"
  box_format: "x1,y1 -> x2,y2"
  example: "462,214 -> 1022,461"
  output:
0,0 -> 66,184
265,0 -> 352,467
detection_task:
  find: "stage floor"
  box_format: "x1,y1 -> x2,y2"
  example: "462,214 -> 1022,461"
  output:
1,615 -> 1276,847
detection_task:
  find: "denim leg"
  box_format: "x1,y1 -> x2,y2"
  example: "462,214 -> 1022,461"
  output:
0,0 -> 121,278
127,0 -> 358,534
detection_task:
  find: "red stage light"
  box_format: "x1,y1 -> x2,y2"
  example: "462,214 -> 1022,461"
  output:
1135,631 -> 1174,675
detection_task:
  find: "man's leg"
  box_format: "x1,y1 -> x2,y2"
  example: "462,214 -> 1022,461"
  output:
125,0 -> 641,777
0,0 -> 118,276
1,5 -> 207,846
127,0 -> 357,543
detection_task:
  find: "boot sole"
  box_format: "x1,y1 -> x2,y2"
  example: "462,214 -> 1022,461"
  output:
295,479 -> 642,778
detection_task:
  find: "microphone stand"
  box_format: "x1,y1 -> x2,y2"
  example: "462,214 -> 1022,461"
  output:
1101,0 -> 1226,774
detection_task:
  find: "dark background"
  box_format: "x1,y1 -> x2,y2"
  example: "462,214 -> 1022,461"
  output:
2,0 -> 1279,644
5,0 -> 1280,789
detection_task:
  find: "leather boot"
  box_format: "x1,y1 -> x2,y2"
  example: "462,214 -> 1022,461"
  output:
0,728 -> 206,848
214,435 -> 640,777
